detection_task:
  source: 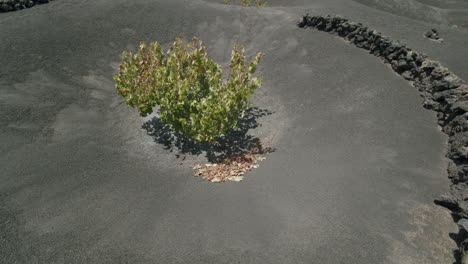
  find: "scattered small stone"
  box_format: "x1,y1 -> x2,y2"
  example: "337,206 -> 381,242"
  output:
424,28 -> 443,42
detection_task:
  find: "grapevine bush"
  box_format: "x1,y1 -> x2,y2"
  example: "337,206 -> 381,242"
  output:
114,37 -> 265,144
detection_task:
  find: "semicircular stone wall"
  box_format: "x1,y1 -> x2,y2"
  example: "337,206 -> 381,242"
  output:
298,14 -> 468,257
0,0 -> 52,13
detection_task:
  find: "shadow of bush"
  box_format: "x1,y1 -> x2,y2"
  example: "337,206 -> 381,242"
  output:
142,107 -> 273,162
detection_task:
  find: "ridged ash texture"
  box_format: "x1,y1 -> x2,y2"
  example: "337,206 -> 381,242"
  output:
0,0 -> 52,13
299,14 -> 468,260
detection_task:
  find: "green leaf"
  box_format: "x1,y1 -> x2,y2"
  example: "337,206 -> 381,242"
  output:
114,37 -> 265,143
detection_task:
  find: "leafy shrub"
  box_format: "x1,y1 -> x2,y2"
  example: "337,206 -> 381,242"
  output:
114,37 -> 265,144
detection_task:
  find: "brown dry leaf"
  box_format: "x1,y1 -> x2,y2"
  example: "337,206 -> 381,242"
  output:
228,176 -> 244,182
191,139 -> 273,183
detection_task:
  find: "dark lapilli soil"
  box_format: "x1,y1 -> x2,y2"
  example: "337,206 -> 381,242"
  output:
299,14 -> 468,262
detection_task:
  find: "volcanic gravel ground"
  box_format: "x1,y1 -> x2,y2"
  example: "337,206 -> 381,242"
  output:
1,0 -> 467,263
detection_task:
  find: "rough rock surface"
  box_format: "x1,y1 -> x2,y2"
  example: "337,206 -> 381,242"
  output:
424,28 -> 443,42
0,0 -> 52,13
299,14 -> 468,260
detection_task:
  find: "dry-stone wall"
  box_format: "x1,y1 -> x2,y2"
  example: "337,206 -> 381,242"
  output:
299,15 -> 468,260
0,0 -> 52,12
